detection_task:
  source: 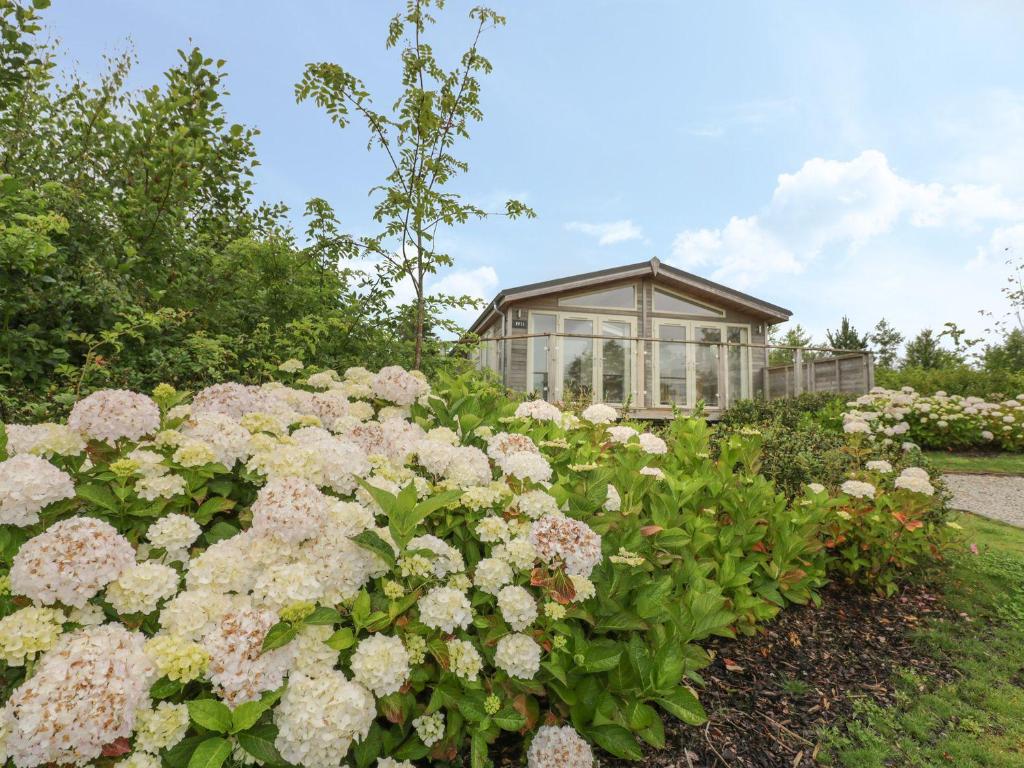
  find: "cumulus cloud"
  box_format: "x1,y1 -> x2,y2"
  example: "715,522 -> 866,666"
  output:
565,219 -> 644,246
670,149 -> 1024,287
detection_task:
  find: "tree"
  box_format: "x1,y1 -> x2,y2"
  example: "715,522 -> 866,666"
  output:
983,328 -> 1024,372
869,318 -> 904,369
902,329 -> 962,370
825,316 -> 868,351
295,0 -> 535,369
768,323 -> 817,365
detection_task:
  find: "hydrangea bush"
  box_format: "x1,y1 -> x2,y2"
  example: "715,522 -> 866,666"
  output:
0,367 -> 950,767
842,387 -> 1024,452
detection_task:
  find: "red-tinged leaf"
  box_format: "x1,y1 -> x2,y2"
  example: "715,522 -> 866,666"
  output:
429,738 -> 458,762
102,738 -> 131,757
892,511 -> 908,525
751,541 -> 769,553
904,520 -> 924,532
780,569 -> 807,587
640,525 -> 663,536
380,697 -> 404,725
512,694 -> 539,730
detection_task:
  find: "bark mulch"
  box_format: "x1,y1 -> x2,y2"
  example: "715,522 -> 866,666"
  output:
604,581 -> 962,768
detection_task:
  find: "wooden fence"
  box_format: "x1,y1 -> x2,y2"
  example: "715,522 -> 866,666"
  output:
765,351 -> 874,399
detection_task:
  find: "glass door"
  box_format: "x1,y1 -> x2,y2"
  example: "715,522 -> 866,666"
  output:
529,313 -> 557,401
655,322 -> 687,407
598,320 -> 631,404
727,326 -> 749,404
693,325 -> 722,408
561,318 -> 594,401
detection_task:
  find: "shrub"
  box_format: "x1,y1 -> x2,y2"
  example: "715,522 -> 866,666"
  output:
843,388 -> 1024,452
0,369 -> 954,766
875,366 -> 1024,400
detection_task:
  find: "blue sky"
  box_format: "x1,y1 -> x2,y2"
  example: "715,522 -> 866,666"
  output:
44,0 -> 1024,346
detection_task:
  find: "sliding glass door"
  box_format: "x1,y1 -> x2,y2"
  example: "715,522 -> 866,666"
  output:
655,321 -> 751,409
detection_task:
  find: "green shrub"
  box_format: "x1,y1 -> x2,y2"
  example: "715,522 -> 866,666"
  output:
876,366 -> 1024,399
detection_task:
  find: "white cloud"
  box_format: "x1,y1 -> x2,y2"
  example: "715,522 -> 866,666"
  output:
565,219 -> 644,246
670,149 -> 1024,287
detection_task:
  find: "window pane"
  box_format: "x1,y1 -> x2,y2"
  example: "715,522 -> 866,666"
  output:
727,327 -> 749,403
694,326 -> 721,407
653,288 -> 722,317
562,319 -> 594,400
658,324 -> 687,406
530,314 -> 556,400
559,285 -> 636,309
600,321 -> 630,404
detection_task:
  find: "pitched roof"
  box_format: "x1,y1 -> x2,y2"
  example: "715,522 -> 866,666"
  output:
467,257 -> 792,334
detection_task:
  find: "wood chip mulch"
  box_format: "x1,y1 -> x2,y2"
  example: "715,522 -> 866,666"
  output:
603,581 -> 963,768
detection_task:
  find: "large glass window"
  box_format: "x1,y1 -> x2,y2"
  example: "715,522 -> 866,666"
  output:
600,320 -> 631,404
694,326 -> 721,407
727,326 -> 749,403
562,318 -> 594,400
653,288 -> 723,317
657,324 -> 687,406
530,313 -> 556,399
558,285 -> 635,310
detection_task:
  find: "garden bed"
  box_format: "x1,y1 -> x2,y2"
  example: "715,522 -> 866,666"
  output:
601,582 -> 960,768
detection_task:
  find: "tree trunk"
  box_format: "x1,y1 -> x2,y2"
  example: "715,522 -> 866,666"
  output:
413,236 -> 425,370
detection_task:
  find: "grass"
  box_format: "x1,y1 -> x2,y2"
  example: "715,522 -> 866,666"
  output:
819,513 -> 1024,767
924,450 -> 1024,475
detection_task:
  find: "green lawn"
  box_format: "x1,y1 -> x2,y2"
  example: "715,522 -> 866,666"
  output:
820,514 -> 1024,767
925,451 -> 1024,476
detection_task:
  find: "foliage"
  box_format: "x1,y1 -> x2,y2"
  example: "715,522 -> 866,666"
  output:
0,366 -> 954,765
295,0 -> 534,368
844,388 -> 1024,452
868,318 -> 904,369
982,328 -> 1024,372
901,329 -> 962,370
768,323 -> 817,364
875,364 -> 1024,399
825,316 -> 868,351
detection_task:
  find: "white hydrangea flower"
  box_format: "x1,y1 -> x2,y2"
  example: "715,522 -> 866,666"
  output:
894,472 -> 935,496
273,670 -> 375,768
529,514 -> 603,577
0,454 -> 76,527
603,484 -> 621,512
278,358 -> 304,373
371,366 -> 430,406
839,480 -> 876,499
68,389 -> 160,444
418,587 -> 473,633
203,604 -> 296,705
349,634 -> 411,696
158,589 -> 239,642
514,400 -> 563,422
527,724 -> 594,768
494,633 -> 541,679
502,452 -> 553,484
807,482 -> 826,494
251,562 -> 324,612
446,638 -> 483,681
135,473 -> 188,501
2,625 -> 156,768
406,535 -> 465,578
180,412 -> 252,468
11,517 -> 135,608
569,575 -> 596,602
473,557 -> 514,596
250,476 -> 330,545
515,490 -> 560,520
581,404 -> 618,424
146,513 -> 202,561
289,624 -> 339,676
4,423 -> 85,458
134,702 -> 189,754
412,711 -> 445,747
106,562 -> 180,615
638,433 -> 668,454
493,536 -> 539,572
865,460 -> 893,473
476,516 -> 510,543
0,606 -> 65,666
606,425 -> 638,444
443,446 -> 493,488
497,585 -> 537,631
377,758 -> 416,768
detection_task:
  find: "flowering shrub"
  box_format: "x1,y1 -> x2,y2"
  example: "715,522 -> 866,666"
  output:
0,368 -> 947,767
843,387 -> 1024,452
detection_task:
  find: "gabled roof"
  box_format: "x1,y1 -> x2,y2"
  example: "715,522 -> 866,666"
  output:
467,257 -> 792,334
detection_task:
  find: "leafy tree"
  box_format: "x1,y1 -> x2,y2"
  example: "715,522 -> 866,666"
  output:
902,329 -> 962,370
768,323 -> 817,365
869,318 -> 904,369
825,316 -> 868,351
295,0 -> 535,368
983,328 -> 1024,373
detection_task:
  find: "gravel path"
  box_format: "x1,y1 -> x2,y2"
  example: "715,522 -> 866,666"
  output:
943,473 -> 1024,528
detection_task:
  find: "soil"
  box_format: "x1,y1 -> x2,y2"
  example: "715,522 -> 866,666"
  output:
601,581 -> 962,768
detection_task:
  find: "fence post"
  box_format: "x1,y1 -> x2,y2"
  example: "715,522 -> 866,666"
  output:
794,347 -> 804,396
719,343 -> 729,409
546,333 -> 556,403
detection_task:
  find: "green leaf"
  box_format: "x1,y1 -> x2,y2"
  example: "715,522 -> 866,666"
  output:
588,724 -> 643,760
351,529 -> 396,568
204,521 -> 239,545
164,736 -> 207,768
194,496 -> 235,525
303,606 -> 342,625
151,676 -> 182,700
492,706 -> 526,731
77,483 -> 119,511
412,489 -> 463,520
186,737 -> 232,768
654,687 -> 707,725
236,724 -> 288,766
471,731 -> 489,768
230,700 -> 269,733
188,699 -> 233,733
325,627 -> 355,651
261,622 -> 297,651
581,641 -> 622,673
